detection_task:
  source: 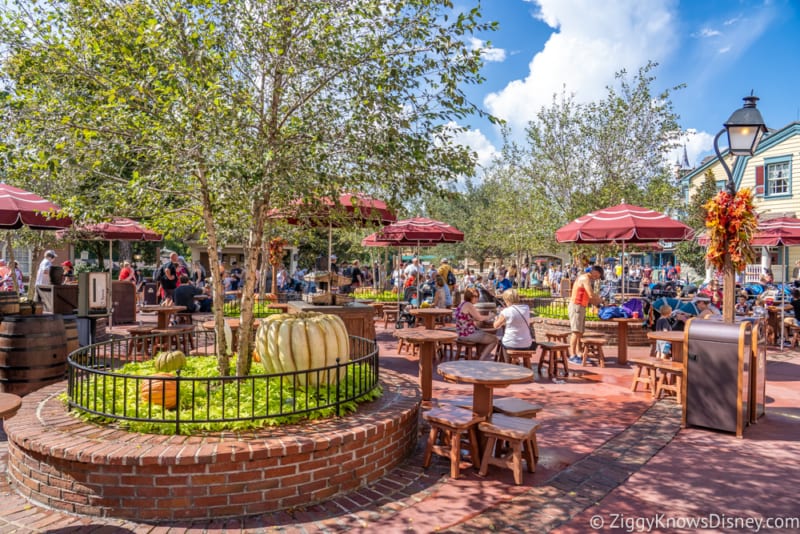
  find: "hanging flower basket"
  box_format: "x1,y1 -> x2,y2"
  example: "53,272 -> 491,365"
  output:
703,188 -> 758,272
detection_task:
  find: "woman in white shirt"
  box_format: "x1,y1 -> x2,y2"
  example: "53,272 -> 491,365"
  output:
493,289 -> 535,356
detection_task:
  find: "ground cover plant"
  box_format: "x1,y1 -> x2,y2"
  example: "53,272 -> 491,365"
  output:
67,355 -> 381,435
518,288 -> 551,298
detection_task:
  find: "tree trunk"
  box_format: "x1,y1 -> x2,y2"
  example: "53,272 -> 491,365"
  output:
236,199 -> 268,377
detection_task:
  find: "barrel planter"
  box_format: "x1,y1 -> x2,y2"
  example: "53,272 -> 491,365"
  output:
0,314 -> 67,396
63,314 -> 79,355
0,292 -> 20,315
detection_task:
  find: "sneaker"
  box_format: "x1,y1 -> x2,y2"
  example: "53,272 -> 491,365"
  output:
568,355 -> 582,364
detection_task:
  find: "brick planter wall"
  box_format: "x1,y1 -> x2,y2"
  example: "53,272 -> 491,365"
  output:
531,317 -> 650,347
4,369 -> 419,521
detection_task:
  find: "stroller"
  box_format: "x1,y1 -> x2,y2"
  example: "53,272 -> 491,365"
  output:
395,286 -> 419,329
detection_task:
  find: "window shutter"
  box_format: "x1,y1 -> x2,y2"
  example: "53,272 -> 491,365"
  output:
754,166 -> 764,196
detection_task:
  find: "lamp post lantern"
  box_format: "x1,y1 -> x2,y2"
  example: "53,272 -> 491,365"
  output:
712,94 -> 768,322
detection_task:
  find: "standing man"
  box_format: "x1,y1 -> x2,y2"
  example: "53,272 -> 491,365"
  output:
34,250 -> 57,299
437,258 -> 456,294
568,265 -> 604,364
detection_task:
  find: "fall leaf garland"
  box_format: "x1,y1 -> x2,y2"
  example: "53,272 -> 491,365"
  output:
268,237 -> 288,267
703,188 -> 757,272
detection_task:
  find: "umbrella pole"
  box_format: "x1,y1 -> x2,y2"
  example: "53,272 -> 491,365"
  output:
108,240 -> 114,326
780,244 -> 786,350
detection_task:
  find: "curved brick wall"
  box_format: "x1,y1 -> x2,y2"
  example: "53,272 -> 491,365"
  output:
4,369 -> 419,521
531,317 -> 651,347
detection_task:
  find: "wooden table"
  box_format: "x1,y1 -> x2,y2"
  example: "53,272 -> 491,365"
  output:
610,317 -> 643,365
437,360 -> 533,419
139,305 -> 188,329
646,330 -> 687,363
409,307 -> 453,329
0,392 -> 22,420
394,329 -> 457,404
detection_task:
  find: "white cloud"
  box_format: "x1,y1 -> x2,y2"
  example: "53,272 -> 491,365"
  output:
718,46 -> 731,54
447,122 -> 500,169
468,36 -> 507,63
695,27 -> 721,38
486,0 -> 678,136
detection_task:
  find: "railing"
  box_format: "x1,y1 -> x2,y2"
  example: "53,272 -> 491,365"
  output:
66,329 -> 380,434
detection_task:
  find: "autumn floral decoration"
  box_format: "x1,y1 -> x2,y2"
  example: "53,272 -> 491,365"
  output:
703,188 -> 758,271
267,237 -> 288,299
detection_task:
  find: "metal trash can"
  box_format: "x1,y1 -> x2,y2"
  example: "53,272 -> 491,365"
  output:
684,318 -> 751,438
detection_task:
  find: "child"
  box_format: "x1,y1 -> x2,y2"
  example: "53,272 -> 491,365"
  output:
735,294 -> 750,315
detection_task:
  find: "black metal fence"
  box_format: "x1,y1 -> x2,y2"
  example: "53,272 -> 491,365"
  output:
66,328 -> 380,434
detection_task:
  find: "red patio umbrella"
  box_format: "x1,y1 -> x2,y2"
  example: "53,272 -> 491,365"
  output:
556,203 -> 693,295
0,183 -> 71,230
0,183 -> 71,295
73,217 -> 163,242
372,217 -> 465,244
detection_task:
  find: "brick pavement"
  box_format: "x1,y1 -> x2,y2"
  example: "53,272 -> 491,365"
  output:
0,313 -> 798,533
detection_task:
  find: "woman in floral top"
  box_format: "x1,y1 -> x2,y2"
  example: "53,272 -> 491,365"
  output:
454,287 -> 497,360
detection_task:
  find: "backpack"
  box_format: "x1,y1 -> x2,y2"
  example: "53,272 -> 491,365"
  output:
446,270 -> 456,286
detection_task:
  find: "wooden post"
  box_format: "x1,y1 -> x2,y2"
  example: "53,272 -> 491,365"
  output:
722,257 -> 736,323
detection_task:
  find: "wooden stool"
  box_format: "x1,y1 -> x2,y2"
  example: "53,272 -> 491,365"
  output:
537,341 -> 569,378
788,325 -> 800,348
126,326 -> 154,358
628,355 -> 657,395
580,337 -> 607,367
493,397 -> 543,418
654,359 -> 684,404
545,331 -> 570,344
383,305 -> 399,328
505,348 -> 536,369
455,340 -> 478,361
478,414 -> 540,485
437,340 -> 454,361
422,406 -> 484,479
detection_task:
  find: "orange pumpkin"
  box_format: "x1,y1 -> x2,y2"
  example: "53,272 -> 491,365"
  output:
252,350 -> 261,363
140,373 -> 178,409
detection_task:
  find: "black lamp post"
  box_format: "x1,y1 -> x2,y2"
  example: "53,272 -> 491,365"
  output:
713,94 -> 768,196
712,94 -> 768,322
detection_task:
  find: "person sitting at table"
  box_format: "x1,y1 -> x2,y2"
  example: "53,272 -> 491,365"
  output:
173,274 -> 204,313
694,296 -> 719,319
61,260 -> 77,284
735,293 -> 751,316
493,289 -> 535,359
454,287 -> 497,361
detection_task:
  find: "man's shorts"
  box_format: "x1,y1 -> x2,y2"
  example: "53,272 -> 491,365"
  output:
568,302 -> 586,333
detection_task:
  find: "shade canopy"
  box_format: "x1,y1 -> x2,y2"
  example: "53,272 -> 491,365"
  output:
60,217 -> 163,242
750,217 -> 800,247
369,217 -> 464,244
555,203 -> 694,244
272,193 -> 395,228
0,183 -> 71,230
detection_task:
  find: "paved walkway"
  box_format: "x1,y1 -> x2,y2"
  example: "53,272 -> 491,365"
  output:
1,313 -> 799,533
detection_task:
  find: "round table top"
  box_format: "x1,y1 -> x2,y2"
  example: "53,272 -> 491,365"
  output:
647,330 -> 685,342
394,328 -> 457,344
437,360 -> 533,386
0,392 -> 22,420
611,317 -> 644,323
409,307 -> 452,317
139,305 -> 187,314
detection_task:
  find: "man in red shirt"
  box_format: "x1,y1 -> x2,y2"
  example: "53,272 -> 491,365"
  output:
568,265 -> 603,363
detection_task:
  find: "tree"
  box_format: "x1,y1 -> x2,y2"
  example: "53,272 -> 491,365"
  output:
675,169 -> 720,275
2,0 -> 494,375
512,63 -> 684,253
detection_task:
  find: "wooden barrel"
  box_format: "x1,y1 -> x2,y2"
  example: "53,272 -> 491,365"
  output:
0,315 -> 67,396
62,314 -> 80,357
0,293 -> 20,315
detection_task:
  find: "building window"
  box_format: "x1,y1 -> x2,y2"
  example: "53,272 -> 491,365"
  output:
765,160 -> 790,197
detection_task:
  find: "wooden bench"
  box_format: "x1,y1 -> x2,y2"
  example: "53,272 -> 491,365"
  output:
152,325 -> 195,355
580,337 -> 607,367
545,331 -> 570,344
493,397 -> 543,418
478,414 -> 540,485
455,339 -> 478,361
382,305 -> 400,328
788,324 -> 800,348
653,359 -> 684,404
422,406 -> 484,479
126,326 -> 154,358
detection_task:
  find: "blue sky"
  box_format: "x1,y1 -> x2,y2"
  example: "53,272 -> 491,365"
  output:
454,0 -> 800,169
